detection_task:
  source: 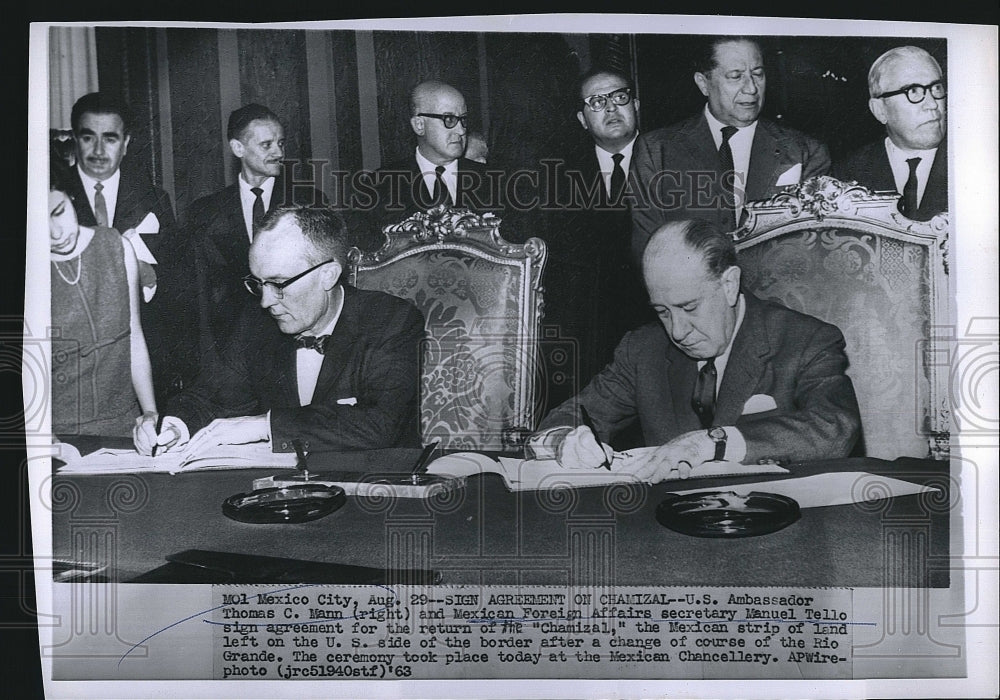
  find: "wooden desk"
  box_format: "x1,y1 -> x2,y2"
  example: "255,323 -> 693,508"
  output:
50,449 -> 950,586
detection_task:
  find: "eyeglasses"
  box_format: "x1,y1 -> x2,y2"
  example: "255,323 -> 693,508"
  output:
582,87 -> 632,112
417,113 -> 468,129
875,81 -> 946,104
243,259 -> 337,299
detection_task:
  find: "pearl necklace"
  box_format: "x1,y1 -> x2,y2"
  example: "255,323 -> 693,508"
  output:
53,255 -> 82,286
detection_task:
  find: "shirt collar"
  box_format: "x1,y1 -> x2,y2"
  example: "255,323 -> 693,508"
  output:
415,147 -> 458,176
884,136 -> 938,162
77,165 -> 121,194
703,104 -> 758,149
238,172 -> 276,197
594,132 -> 638,167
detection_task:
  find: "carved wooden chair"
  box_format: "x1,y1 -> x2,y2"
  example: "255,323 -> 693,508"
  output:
348,205 -> 548,451
735,176 -> 950,459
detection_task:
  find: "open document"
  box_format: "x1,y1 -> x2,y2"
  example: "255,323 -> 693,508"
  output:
54,439 -> 297,475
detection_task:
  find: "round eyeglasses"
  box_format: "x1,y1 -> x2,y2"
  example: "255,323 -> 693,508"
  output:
417,113 -> 468,129
876,81 -> 946,104
242,259 -> 337,299
582,87 -> 632,112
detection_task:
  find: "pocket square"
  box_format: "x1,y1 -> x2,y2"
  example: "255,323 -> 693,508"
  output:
742,394 -> 778,415
775,163 -> 802,187
336,397 -> 358,406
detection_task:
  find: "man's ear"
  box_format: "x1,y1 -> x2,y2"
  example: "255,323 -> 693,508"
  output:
868,97 -> 888,125
122,133 -> 131,156
576,111 -> 588,131
321,261 -> 343,290
229,138 -> 245,158
410,116 -> 425,137
694,72 -> 710,98
721,265 -> 741,306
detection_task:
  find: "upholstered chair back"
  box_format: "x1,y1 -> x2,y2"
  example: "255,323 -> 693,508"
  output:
735,176 -> 950,459
349,206 -> 547,451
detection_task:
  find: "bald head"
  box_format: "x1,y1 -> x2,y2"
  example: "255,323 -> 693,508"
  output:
409,81 -> 468,165
643,221 -> 741,360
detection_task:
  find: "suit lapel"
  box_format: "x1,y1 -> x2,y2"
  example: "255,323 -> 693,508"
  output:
66,169 -> 98,227
664,344 -> 699,435
747,121 -> 783,199
212,185 -> 250,272
311,286 -> 358,403
715,295 -> 770,424
677,114 -> 719,170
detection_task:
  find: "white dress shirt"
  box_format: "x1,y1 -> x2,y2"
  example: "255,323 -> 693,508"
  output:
884,137 -> 937,207
238,173 -> 276,241
704,105 -> 758,219
593,133 -> 638,197
77,166 -> 121,226
415,148 -> 458,203
296,287 -> 345,406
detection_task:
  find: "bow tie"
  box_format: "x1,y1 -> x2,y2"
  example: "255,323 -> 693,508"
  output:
295,334 -> 331,354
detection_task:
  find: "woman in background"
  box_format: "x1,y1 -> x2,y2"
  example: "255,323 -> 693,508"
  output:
49,175 -> 156,437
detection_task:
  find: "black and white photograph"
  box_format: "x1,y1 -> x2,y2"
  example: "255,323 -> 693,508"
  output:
19,13 -> 998,699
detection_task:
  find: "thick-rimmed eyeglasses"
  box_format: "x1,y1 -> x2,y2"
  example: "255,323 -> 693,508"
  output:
876,81 -> 946,104
582,87 -> 632,112
417,113 -> 468,129
243,259 -> 337,299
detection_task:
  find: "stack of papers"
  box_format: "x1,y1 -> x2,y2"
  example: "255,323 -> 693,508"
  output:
426,448 -> 789,492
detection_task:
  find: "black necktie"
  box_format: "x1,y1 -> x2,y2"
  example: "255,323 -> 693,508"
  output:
295,334 -> 330,354
93,182 -> 109,227
691,358 -> 718,429
251,186 -> 265,233
900,157 -> 921,218
718,126 -> 738,226
431,165 -> 451,207
610,152 -> 626,205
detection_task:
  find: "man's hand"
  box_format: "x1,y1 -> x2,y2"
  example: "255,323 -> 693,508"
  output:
181,416 -> 270,460
133,413 -> 189,456
556,425 -> 615,470
621,429 -> 713,483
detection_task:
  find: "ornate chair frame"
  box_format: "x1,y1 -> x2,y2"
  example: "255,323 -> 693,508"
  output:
734,176 -> 951,459
348,205 -> 547,450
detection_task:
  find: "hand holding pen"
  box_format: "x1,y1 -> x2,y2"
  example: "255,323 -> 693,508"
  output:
555,406 -> 614,470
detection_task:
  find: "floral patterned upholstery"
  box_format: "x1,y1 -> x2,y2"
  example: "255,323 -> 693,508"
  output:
349,206 -> 547,451
736,176 -> 950,459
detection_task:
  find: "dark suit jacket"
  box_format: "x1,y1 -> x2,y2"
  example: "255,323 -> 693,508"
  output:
64,164 -> 177,257
630,113 -> 831,259
832,137 -> 948,221
358,157 -> 497,250
167,285 -> 425,452
538,292 -> 861,464
181,177 -> 328,372
539,141 -> 652,408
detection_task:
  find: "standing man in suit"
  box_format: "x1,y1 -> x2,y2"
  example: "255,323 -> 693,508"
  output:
133,206 -> 425,456
183,104 -> 326,383
527,218 -> 860,483
541,68 -> 650,412
65,92 -> 179,402
361,81 -> 494,247
631,36 -> 830,260
833,46 -> 948,221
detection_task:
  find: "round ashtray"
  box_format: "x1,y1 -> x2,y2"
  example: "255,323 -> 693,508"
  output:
655,490 -> 801,538
222,484 -> 347,524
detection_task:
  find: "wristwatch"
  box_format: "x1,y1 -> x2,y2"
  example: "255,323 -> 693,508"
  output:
708,426 -> 727,462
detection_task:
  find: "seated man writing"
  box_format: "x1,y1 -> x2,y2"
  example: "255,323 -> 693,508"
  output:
133,206 -> 425,456
527,218 -> 861,482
